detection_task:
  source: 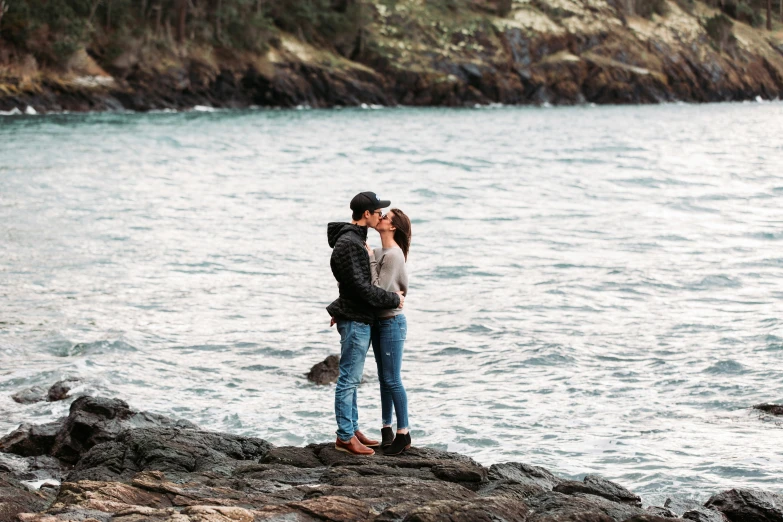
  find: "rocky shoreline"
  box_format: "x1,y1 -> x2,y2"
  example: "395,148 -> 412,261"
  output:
2,0 -> 783,114
1,394 -> 782,522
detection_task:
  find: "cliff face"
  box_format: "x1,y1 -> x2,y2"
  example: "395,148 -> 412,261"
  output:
1,0 -> 782,112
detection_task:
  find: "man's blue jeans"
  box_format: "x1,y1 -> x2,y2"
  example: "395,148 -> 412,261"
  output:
371,314 -> 409,429
334,319 -> 372,442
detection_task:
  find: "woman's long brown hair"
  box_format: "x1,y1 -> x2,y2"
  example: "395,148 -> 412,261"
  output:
389,208 -> 412,261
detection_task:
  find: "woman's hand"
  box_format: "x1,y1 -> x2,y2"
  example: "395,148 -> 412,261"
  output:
365,242 -> 374,256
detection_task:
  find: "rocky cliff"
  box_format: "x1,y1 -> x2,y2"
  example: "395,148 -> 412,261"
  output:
1,0 -> 783,112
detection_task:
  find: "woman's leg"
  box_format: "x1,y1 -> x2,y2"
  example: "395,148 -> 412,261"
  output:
380,315 -> 408,433
372,321 -> 393,427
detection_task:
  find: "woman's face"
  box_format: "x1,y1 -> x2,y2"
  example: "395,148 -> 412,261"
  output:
377,211 -> 395,232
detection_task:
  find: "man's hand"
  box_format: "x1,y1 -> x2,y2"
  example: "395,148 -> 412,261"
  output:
397,291 -> 405,309
330,317 -> 336,327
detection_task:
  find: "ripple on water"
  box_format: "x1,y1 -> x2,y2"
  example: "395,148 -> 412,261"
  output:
703,360 -> 747,375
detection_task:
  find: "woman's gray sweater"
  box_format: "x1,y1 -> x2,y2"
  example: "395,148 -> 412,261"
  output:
371,246 -> 408,318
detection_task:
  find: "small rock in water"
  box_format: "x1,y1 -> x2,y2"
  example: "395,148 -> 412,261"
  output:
307,354 -> 340,385
47,379 -> 81,402
11,386 -> 48,405
753,403 -> 783,416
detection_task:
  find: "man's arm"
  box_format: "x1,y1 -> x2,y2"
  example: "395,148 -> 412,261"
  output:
338,241 -> 400,309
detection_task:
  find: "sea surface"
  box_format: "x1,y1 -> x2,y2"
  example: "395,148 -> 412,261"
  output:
1,103 -> 782,505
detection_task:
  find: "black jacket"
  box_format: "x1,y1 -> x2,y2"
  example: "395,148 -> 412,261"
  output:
326,222 -> 401,324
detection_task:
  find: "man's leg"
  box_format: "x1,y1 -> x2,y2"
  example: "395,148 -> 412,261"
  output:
334,320 -> 371,442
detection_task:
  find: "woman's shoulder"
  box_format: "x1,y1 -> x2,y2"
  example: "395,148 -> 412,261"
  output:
384,247 -> 406,261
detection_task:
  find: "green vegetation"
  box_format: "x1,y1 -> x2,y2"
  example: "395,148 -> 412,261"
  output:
704,12 -> 736,49
0,0 -> 375,67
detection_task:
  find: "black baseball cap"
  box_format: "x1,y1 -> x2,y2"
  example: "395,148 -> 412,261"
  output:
350,191 -> 391,214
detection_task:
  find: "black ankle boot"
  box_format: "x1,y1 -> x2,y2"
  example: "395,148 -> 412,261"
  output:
381,427 -> 394,448
384,432 -> 411,456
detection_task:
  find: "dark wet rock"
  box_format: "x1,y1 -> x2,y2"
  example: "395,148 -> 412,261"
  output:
383,497 -> 529,522
554,474 -> 642,506
527,491 -> 648,522
753,404 -> 783,416
704,489 -> 783,522
666,498 -> 706,516
623,514 -> 682,522
488,461 -> 564,490
68,425 -> 272,482
11,386 -> 49,404
306,354 -> 340,385
51,396 -> 198,463
477,479 -> 546,500
260,445 -> 324,468
684,506 -> 730,522
526,491 -> 614,522
234,462 -> 326,486
0,475 -> 55,521
47,379 -> 81,402
0,420 -> 64,457
646,505 -> 679,518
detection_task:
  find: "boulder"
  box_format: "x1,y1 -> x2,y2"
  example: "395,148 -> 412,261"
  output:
0,420 -> 64,457
704,489 -> 783,522
51,396 -> 198,463
477,479 -> 546,500
306,355 -> 340,385
12,386 -> 49,405
554,474 -> 641,506
487,462 -> 564,490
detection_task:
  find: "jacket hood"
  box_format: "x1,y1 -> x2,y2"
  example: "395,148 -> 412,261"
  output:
327,222 -> 367,248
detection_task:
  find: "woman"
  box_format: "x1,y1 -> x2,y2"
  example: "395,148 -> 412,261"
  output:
367,208 -> 412,456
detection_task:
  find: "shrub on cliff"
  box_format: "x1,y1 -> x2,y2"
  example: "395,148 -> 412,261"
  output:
704,13 -> 736,50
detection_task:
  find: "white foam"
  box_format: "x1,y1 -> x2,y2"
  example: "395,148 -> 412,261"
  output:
192,105 -> 217,112
24,106 -> 37,115
21,479 -> 61,491
0,108 -> 22,116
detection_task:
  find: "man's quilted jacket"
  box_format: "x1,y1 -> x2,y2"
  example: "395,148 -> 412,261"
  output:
326,222 -> 401,324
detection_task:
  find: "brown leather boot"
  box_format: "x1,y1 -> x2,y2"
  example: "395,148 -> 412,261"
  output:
354,430 -> 380,448
335,436 -> 374,456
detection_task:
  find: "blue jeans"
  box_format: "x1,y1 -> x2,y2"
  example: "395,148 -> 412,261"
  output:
334,320 -> 372,441
372,314 -> 409,429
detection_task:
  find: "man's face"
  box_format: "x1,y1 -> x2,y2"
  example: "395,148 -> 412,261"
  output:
366,209 -> 383,229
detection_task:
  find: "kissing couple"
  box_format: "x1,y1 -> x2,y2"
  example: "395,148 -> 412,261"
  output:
326,191 -> 412,456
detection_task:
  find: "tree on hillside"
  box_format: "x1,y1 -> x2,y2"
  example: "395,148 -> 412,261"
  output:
767,0 -> 772,28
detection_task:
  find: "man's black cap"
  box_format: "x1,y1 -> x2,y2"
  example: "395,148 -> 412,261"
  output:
350,192 -> 391,214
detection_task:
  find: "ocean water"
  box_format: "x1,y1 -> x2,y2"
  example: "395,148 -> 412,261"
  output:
1,103 -> 782,505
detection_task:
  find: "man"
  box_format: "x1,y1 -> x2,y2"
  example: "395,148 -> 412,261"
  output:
327,191 -> 404,456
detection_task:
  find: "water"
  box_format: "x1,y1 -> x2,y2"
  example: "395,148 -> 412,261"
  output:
1,103 -> 782,505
